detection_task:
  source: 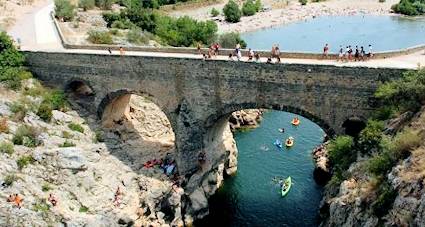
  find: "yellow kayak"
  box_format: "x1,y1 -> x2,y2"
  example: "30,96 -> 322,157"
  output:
285,137 -> 294,147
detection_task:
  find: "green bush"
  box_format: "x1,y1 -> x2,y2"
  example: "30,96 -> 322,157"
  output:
223,0 -> 241,23
0,142 -> 14,155
17,155 -> 35,170
299,0 -> 308,5
42,183 -> 52,192
68,123 -> 84,133
127,28 -> 151,45
392,129 -> 422,159
62,131 -> 72,139
375,69 -> 425,111
59,140 -> 76,147
37,102 -> 53,122
12,125 -> 40,147
327,135 -> 355,171
211,8 -> 220,17
0,32 -> 25,68
87,30 -> 113,44
392,0 -> 422,15
79,205 -> 89,212
3,174 -> 17,186
103,12 -> 122,27
155,16 -> 217,47
371,106 -> 396,121
79,0 -> 95,11
242,0 -> 257,16
0,67 -> 32,90
358,120 -> 385,153
367,151 -> 394,176
95,0 -> 114,9
254,0 -> 262,11
218,32 -> 247,49
54,0 -> 76,21
95,130 -> 104,142
43,90 -> 68,111
33,199 -> 50,213
371,182 -> 397,217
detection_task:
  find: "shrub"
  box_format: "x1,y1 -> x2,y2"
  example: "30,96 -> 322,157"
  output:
371,106 -> 396,121
0,32 -> 25,68
3,174 -> 17,186
392,0 -> 421,15
95,0 -> 114,9
95,130 -> 104,142
367,151 -> 394,176
12,125 -> 40,147
9,98 -> 36,121
327,135 -> 355,171
54,0 -> 76,21
23,82 -> 46,97
223,0 -> 241,23
17,155 -> 35,170
0,142 -> 14,155
218,32 -> 247,49
254,0 -> 262,11
299,0 -> 307,5
79,0 -> 95,11
42,183 -> 52,192
242,0 -> 257,16
68,123 -> 84,133
37,102 -> 53,122
103,12 -> 122,27
0,117 -> 8,133
127,28 -> 150,45
358,120 -> 385,153
87,30 -> 113,44
211,8 -> 220,17
62,131 -> 72,139
371,182 -> 397,217
60,140 -> 76,147
79,205 -> 89,212
33,199 -> 51,213
0,67 -> 32,90
43,90 -> 68,111
392,129 -> 422,159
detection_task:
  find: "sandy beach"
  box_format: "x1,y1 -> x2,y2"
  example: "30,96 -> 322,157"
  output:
168,0 -> 400,33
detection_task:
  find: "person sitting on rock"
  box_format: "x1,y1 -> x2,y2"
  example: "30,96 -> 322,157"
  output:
113,186 -> 123,207
13,194 -> 23,208
48,194 -> 58,206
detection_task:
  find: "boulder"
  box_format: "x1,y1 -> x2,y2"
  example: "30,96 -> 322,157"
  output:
56,148 -> 87,170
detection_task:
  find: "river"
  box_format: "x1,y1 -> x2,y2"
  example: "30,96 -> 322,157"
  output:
241,15 -> 425,52
196,111 -> 325,226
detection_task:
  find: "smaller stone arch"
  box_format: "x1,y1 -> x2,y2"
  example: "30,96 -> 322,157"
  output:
64,79 -> 96,110
342,116 -> 367,137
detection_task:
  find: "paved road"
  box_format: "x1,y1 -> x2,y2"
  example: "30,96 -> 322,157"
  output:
7,2 -> 425,69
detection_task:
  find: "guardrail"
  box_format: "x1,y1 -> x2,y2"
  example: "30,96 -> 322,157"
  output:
51,12 -> 425,60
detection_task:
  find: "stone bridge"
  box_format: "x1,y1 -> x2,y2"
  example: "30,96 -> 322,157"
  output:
23,51 -> 406,174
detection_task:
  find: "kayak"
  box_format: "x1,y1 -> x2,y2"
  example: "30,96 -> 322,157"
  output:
273,139 -> 283,148
281,176 -> 292,197
278,128 -> 285,133
285,138 -> 294,147
291,118 -> 300,126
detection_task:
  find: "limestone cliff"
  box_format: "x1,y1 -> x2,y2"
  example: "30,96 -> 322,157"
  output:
320,107 -> 425,227
229,109 -> 264,131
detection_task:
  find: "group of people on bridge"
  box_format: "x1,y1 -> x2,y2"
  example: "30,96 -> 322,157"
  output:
323,44 -> 374,61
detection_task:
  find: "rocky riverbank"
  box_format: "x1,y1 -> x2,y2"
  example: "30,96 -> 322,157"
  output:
229,109 -> 264,131
319,107 -> 425,227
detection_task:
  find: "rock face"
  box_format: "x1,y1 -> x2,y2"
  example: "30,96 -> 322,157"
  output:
229,109 -> 264,131
312,143 -> 331,185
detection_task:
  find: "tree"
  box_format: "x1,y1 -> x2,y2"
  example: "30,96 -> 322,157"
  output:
254,0 -> 262,12
327,135 -> 355,171
95,0 -> 114,10
218,32 -> 247,49
211,8 -> 220,17
79,0 -> 95,11
242,0 -> 257,16
87,30 -> 113,44
223,0 -> 241,23
0,32 -> 24,68
54,0 -> 76,21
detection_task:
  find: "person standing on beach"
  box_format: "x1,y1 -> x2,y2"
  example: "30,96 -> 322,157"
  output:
354,46 -> 359,61
348,45 -> 353,61
275,45 -> 280,62
338,46 -> 343,62
367,44 -> 373,59
323,43 -> 329,58
360,46 -> 365,61
271,44 -> 276,59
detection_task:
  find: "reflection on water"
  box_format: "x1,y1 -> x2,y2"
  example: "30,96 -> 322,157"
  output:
241,15 -> 425,52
